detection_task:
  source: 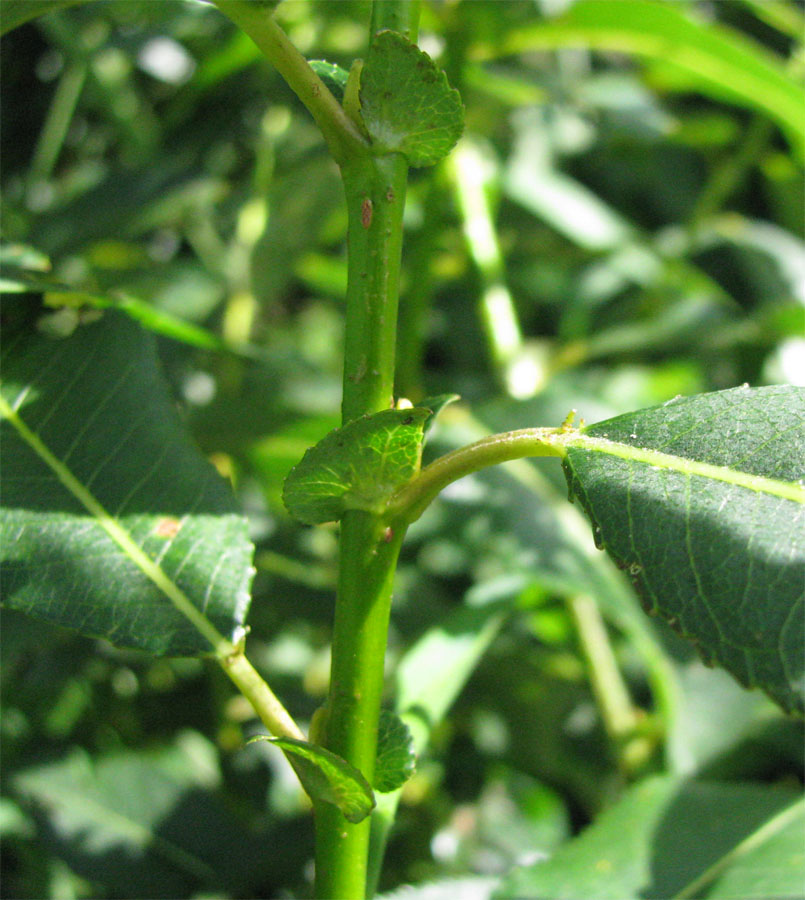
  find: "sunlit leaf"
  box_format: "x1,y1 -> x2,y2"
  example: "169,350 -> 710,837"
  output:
283,408 -> 429,524
0,309 -> 253,655
359,30 -> 464,167
248,736 -> 375,824
562,385 -> 805,713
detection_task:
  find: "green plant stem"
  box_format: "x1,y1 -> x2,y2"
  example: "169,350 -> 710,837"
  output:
315,151 -> 411,899
567,593 -> 640,754
220,648 -> 306,741
315,521 -> 406,899
340,155 -> 409,420
211,0 -> 368,165
387,426 -> 566,525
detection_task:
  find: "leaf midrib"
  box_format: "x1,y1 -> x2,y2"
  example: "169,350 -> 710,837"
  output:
0,391 -> 231,652
564,433 -> 805,503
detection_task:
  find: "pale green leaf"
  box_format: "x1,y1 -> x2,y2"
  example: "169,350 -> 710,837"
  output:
0,309 -> 253,656
248,736 -> 375,824
359,30 -> 464,167
479,0 -> 805,159
562,385 -> 805,714
282,408 -> 429,524
495,776 -> 804,900
374,710 -> 416,794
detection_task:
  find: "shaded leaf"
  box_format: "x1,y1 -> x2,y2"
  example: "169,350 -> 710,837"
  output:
0,309 -> 253,656
494,776 -> 804,899
359,30 -> 464,167
12,736 -> 262,897
562,385 -> 805,713
248,736 -> 375,824
374,710 -> 416,793
283,408 -> 429,524
0,0 -> 86,36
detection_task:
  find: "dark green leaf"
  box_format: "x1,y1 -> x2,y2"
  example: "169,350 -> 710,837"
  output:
494,776 -> 804,900
359,30 -> 464,167
282,408 -> 429,524
374,710 -> 416,793
0,310 -> 253,656
12,736 -> 262,896
248,736 -> 375,824
309,60 -> 350,101
562,385 -> 805,713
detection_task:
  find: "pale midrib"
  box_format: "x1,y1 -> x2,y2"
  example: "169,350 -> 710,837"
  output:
566,433 -> 805,503
0,392 -> 232,654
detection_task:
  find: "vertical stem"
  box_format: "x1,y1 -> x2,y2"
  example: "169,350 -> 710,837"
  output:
315,5 -> 419,894
340,155 -> 409,421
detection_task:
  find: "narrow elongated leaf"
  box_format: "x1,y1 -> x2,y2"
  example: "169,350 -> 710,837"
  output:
480,0 -> 805,158
495,776 -> 804,899
283,408 -> 429,524
248,736 -> 375,824
0,309 -> 253,656
359,30 -> 464,167
561,385 -> 805,713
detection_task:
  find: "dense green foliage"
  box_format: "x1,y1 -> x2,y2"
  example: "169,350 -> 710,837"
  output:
1,1 -> 803,898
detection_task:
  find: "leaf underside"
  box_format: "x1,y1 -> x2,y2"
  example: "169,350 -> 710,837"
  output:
359,30 -> 464,167
251,736 -> 375,824
282,408 -> 429,525
562,385 -> 805,714
374,709 -> 416,793
0,309 -> 254,656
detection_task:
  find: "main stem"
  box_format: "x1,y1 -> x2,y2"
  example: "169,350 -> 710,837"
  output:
314,153 -> 410,898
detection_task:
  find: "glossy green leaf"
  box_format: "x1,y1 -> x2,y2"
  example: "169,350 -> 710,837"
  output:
495,776 -> 804,899
282,408 -> 429,524
482,0 -> 805,158
419,393 -> 461,436
359,30 -> 464,167
562,385 -> 805,713
248,736 -> 375,824
309,59 -> 350,101
0,0 -> 86,36
0,310 -> 253,656
374,710 -> 416,793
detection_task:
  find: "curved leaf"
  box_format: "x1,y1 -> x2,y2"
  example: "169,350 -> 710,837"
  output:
495,776 -> 804,900
248,736 -> 375,824
0,309 -> 253,656
283,408 -> 429,524
359,30 -> 464,167
479,0 -> 805,158
562,385 -> 805,713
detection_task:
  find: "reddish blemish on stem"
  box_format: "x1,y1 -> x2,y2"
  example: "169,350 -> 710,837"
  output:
361,197 -> 373,228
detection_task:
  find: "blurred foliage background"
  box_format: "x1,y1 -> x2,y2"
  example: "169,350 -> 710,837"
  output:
1,1 -> 804,897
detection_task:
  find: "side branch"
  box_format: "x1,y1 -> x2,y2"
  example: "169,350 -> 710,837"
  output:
386,427 -> 568,525
212,0 -> 369,164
